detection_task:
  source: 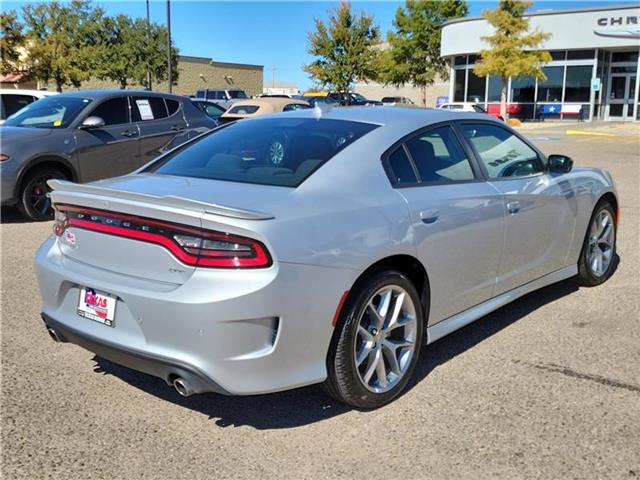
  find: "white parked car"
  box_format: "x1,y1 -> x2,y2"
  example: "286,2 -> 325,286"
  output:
0,89 -> 58,121
438,102 -> 504,120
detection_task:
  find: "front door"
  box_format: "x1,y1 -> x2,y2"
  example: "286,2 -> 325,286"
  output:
74,96 -> 141,182
607,74 -> 636,120
456,122 -> 575,294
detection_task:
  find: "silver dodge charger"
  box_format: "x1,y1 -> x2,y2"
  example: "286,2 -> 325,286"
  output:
36,107 -> 618,408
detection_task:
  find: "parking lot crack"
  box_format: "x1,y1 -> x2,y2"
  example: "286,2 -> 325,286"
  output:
519,361 -> 640,393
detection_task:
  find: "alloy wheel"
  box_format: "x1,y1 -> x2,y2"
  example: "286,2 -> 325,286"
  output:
353,285 -> 418,393
587,209 -> 615,277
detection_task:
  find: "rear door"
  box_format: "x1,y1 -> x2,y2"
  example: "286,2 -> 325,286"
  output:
131,95 -> 188,166
387,124 -> 505,324
74,96 -> 141,182
457,121 -> 575,294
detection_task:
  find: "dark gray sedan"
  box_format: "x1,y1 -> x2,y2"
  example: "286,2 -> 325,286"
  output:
0,90 -> 217,220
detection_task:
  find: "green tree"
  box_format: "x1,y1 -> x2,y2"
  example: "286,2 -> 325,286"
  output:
379,0 -> 468,106
304,1 -> 380,96
0,10 -> 26,76
22,0 -> 104,92
474,0 -> 551,119
95,15 -> 178,90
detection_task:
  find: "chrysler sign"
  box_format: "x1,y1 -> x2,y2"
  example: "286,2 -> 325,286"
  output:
595,15 -> 640,39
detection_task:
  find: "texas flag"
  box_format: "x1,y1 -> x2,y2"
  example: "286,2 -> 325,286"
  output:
543,104 -> 582,115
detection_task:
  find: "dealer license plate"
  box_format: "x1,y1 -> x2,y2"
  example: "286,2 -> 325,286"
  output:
77,287 -> 117,327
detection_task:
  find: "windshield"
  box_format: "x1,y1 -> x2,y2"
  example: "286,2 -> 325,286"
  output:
228,90 -> 248,99
149,117 -> 378,187
4,96 -> 91,128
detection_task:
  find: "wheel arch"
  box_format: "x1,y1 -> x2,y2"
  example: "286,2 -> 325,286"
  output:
348,254 -> 431,325
16,155 -> 77,197
598,191 -> 618,220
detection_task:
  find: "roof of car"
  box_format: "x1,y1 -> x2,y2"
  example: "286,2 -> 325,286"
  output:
262,105 -> 495,129
0,88 -> 58,96
49,89 -> 186,100
221,98 -> 310,118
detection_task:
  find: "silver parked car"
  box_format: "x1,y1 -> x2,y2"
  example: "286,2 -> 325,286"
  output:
0,90 -> 217,220
36,108 -> 618,408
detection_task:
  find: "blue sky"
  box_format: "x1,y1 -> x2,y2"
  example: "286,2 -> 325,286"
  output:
3,1 -> 636,90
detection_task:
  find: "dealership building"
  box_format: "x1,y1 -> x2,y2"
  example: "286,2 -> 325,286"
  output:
441,4 -> 640,121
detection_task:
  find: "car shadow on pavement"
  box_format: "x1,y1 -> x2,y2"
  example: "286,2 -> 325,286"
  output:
92,277 -> 591,430
1,207 -> 31,224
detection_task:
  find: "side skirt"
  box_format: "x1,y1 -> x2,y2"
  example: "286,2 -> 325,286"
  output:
426,265 -> 578,345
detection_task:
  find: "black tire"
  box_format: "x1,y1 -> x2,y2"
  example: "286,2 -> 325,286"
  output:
576,200 -> 617,287
18,167 -> 67,221
324,270 -> 424,409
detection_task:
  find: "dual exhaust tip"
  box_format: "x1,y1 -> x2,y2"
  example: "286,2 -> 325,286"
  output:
46,323 -> 195,398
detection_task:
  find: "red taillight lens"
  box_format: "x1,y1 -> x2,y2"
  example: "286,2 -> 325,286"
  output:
52,208 -> 68,236
53,204 -> 272,269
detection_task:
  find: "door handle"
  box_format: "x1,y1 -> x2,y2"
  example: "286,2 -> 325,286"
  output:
420,209 -> 440,224
506,201 -> 521,214
120,129 -> 137,137
170,125 -> 184,132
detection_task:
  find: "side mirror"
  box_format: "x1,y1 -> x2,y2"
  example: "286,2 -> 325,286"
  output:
80,116 -> 105,129
548,154 -> 573,174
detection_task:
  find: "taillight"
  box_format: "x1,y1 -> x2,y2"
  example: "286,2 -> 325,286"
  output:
52,208 -> 68,236
53,204 -> 272,269
0,154 -> 10,162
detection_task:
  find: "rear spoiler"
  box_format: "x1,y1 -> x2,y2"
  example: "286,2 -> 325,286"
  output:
47,180 -> 274,221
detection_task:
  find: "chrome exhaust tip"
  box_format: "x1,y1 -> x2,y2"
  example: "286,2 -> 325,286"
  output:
47,327 -> 62,343
173,377 -> 194,397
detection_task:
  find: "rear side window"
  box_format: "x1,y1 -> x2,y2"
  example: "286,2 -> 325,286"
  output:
89,97 -> 129,125
166,99 -> 180,116
387,147 -> 417,185
459,123 -> 542,178
131,96 -> 168,121
228,90 -> 247,99
405,126 -> 475,183
149,118 -> 378,187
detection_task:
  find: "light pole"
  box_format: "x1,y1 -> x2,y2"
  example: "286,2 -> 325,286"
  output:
146,0 -> 152,90
166,0 -> 172,93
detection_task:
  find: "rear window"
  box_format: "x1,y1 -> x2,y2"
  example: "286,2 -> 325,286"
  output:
149,118 -> 378,187
228,105 -> 259,115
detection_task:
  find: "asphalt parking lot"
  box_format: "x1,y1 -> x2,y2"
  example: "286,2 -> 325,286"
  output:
1,122 -> 639,479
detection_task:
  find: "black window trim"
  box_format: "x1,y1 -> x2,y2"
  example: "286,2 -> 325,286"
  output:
381,121 -> 486,189
451,119 -> 548,181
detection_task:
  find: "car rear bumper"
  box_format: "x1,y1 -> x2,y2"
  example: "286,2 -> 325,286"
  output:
36,236 -> 356,395
42,312 -> 228,394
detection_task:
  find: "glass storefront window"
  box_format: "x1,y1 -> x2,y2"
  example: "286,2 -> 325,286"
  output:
549,50 -> 566,61
487,76 -> 502,101
454,56 -> 467,66
511,76 -> 535,102
612,51 -> 639,63
567,50 -> 595,60
453,69 -> 465,102
466,70 -> 486,102
565,66 -> 592,102
537,66 -> 563,102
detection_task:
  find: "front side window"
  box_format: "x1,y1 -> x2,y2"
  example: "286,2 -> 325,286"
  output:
90,97 -> 129,125
149,118 -> 378,187
405,126 -> 475,183
3,96 -> 92,128
460,123 -> 542,179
